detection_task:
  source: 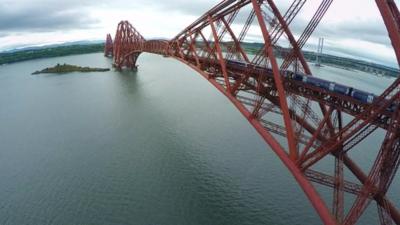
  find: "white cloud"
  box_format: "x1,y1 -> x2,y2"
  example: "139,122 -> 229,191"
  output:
0,0 -> 398,68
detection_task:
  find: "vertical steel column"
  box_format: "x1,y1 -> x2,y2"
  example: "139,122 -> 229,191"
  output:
251,0 -> 298,160
209,16 -> 232,93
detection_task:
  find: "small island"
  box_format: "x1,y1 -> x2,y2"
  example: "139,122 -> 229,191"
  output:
32,63 -> 110,75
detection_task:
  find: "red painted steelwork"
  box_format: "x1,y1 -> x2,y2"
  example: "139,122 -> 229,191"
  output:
106,1 -> 400,224
104,33 -> 113,57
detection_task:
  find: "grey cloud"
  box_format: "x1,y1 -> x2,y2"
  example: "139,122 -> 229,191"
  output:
159,1 -> 215,16
302,41 -> 397,68
317,21 -> 390,46
325,45 -> 396,67
0,0 -> 306,34
83,0 -> 219,17
0,0 -> 215,33
289,17 -> 391,47
0,1 -> 100,32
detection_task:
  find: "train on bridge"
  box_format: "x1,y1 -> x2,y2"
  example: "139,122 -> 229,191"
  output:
227,59 -> 376,102
227,59 -> 397,112
105,0 -> 400,223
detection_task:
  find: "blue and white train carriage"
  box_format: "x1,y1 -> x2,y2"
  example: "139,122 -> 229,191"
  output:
283,70 -> 376,104
226,62 -> 379,105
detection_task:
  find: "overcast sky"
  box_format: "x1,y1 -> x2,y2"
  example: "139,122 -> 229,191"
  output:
0,0 -> 398,68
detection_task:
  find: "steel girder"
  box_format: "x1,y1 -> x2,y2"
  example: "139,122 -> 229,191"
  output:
107,1 -> 400,224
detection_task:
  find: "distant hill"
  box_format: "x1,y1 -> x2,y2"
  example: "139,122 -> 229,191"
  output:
0,43 -> 104,65
2,40 -> 104,53
1,41 -> 398,77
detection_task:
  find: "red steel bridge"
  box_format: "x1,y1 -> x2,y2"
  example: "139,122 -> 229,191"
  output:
104,0 -> 400,224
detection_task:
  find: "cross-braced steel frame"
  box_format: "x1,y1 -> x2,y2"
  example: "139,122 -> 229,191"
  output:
106,0 -> 400,224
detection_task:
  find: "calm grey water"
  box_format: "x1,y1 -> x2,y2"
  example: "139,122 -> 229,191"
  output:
0,53 -> 398,225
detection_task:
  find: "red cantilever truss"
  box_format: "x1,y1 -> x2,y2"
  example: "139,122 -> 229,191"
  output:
107,0 -> 400,224
104,33 -> 113,57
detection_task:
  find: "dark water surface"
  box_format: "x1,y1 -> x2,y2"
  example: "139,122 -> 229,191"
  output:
0,53 -> 398,225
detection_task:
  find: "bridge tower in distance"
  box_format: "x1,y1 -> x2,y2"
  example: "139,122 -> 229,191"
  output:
104,33 -> 113,57
315,37 -> 324,67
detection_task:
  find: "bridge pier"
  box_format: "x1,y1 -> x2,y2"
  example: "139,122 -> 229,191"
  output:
113,52 -> 141,71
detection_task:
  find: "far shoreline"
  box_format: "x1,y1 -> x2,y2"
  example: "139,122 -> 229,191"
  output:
0,44 -> 104,66
1,42 -> 398,78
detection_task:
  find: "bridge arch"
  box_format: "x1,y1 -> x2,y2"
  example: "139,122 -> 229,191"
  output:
107,1 -> 400,224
